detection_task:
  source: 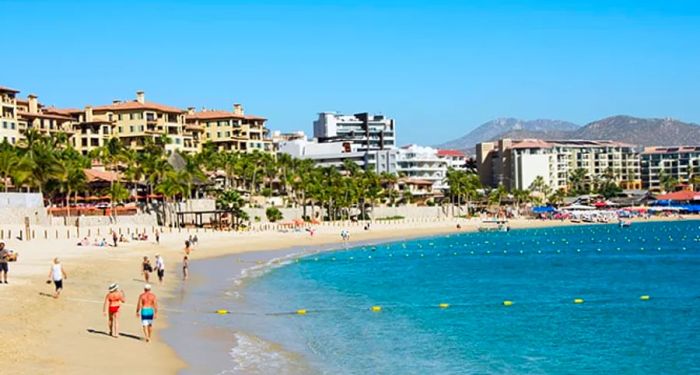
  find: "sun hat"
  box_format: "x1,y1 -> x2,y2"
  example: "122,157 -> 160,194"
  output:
109,283 -> 118,292
144,284 -> 152,290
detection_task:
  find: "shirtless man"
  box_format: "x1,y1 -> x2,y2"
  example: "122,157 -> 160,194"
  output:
136,284 -> 158,342
103,283 -> 125,337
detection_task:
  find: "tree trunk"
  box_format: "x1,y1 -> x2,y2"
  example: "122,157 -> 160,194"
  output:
66,188 -> 71,218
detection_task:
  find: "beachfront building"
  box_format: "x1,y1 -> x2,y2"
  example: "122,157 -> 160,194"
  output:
185,104 -> 273,154
476,138 -> 641,191
640,146 -> 700,191
17,94 -> 75,137
91,91 -> 198,154
313,112 -> 396,151
397,145 -> 449,191
437,149 -> 468,171
42,106 -> 115,155
0,86 -> 21,145
277,134 -> 397,174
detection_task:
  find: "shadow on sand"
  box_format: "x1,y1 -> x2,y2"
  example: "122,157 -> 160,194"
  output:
86,329 -> 143,341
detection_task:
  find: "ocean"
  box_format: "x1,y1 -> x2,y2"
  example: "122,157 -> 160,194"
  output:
164,220 -> 700,374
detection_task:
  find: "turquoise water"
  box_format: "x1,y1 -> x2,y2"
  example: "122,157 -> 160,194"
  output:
211,221 -> 700,374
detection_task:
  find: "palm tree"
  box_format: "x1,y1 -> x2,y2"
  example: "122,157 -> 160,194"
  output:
156,171 -> 188,227
658,170 -> 677,193
90,138 -> 127,217
0,148 -> 20,192
567,168 -> 588,195
488,184 -> 508,207
512,188 -> 531,213
216,189 -> 248,229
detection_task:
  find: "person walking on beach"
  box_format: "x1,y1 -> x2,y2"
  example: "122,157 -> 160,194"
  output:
182,254 -> 189,280
142,256 -> 153,283
184,240 -> 191,256
103,283 -> 125,337
192,234 -> 198,246
112,231 -> 118,247
46,258 -> 67,298
0,242 -> 9,284
155,230 -> 160,245
155,254 -> 165,284
136,284 -> 158,343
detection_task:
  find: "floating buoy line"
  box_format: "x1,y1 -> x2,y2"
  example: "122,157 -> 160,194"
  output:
209,294 -> 669,317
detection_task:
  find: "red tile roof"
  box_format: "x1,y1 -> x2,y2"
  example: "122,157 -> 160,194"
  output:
43,107 -> 83,116
642,146 -> 700,155
655,190 -> 700,201
437,149 -> 466,157
511,139 -> 553,149
18,111 -> 73,121
0,86 -> 19,93
84,168 -> 121,183
185,110 -> 266,121
93,100 -> 184,114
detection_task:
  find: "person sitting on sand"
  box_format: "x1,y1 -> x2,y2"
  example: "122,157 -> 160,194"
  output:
136,284 -> 158,343
142,256 -> 153,283
103,283 -> 125,337
46,257 -> 67,299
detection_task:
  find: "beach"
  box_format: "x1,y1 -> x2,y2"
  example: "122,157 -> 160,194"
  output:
0,216 -> 685,374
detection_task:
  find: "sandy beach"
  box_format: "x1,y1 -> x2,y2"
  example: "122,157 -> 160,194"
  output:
0,216 -> 683,374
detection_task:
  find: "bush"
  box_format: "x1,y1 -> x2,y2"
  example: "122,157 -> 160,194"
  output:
266,207 -> 283,223
375,216 -> 405,221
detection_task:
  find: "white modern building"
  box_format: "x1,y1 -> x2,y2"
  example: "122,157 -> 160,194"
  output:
476,138 -> 641,191
397,145 -> 449,191
277,134 -> 397,174
313,112 -> 396,151
437,149 -> 468,171
641,146 -> 700,191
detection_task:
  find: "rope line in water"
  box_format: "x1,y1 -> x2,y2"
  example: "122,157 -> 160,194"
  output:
212,294 -> 700,317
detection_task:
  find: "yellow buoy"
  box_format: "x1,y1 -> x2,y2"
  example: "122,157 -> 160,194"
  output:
216,309 -> 229,315
503,300 -> 513,306
296,309 -> 307,315
439,303 -> 449,309
573,298 -> 584,304
371,306 -> 382,312
640,295 -> 650,301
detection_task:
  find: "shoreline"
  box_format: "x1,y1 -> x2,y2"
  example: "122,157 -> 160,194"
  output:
1,215 -> 688,374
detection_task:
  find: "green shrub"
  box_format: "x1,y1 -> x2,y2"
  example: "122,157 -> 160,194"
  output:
266,207 -> 283,222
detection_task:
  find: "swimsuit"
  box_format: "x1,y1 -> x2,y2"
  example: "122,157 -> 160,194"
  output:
141,307 -> 154,326
109,305 -> 120,314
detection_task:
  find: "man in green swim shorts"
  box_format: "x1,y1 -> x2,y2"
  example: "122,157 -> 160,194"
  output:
136,284 -> 158,342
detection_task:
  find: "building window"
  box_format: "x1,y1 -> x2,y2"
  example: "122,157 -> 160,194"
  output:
130,126 -> 135,132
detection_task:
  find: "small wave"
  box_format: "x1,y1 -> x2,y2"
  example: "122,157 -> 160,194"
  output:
219,332 -> 313,375
237,251 -> 309,283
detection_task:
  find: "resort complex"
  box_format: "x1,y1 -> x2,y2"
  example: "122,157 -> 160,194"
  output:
1,83 -> 700,231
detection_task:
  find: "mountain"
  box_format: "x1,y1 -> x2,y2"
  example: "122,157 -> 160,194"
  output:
572,115 -> 700,146
437,115 -> 700,152
437,118 -> 579,151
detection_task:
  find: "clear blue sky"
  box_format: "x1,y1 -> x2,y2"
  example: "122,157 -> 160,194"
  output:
2,0 -> 699,145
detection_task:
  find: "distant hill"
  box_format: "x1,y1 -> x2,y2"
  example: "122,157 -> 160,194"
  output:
437,115 -> 700,152
572,115 -> 700,146
436,118 -> 579,151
